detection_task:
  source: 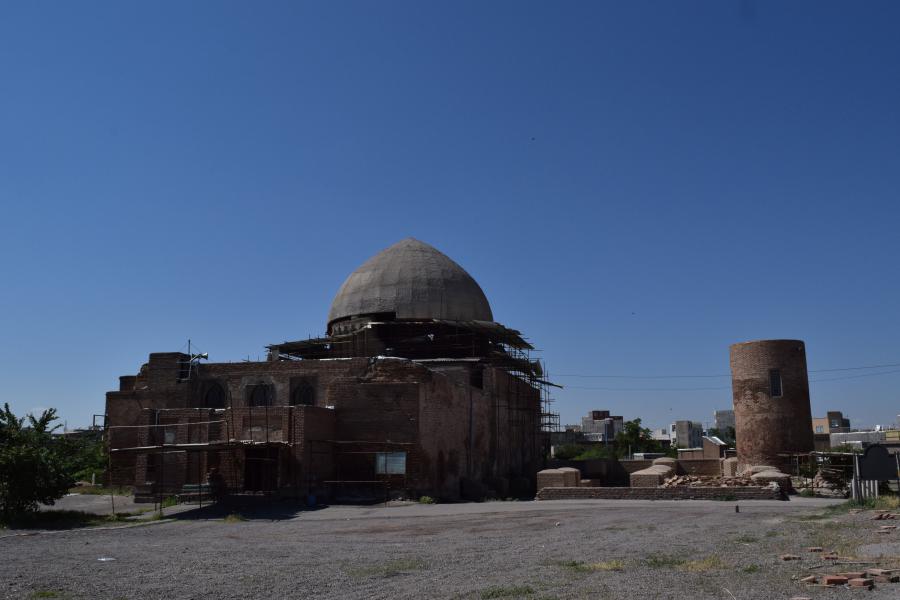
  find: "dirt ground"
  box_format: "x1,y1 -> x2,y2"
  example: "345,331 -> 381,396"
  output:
3,496 -> 900,600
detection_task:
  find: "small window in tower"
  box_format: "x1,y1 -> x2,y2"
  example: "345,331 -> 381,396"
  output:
769,369 -> 782,397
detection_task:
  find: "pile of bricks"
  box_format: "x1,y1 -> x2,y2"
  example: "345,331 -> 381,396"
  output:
797,568 -> 899,590
787,544 -> 900,595
872,511 -> 899,521
661,475 -> 757,488
535,486 -> 782,501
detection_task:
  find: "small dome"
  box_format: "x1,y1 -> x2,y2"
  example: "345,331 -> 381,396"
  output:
328,238 -> 493,332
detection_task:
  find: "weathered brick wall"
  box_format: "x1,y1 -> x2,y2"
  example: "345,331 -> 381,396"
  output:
536,486 -> 784,501
537,470 -> 567,490
730,340 -> 814,469
126,407 -> 225,492
630,465 -> 673,488
677,459 -> 723,476
417,365 -> 474,499
106,351 -> 544,501
484,367 -> 543,497
106,353 -> 193,486
292,406 -> 336,495
200,358 -> 371,409
545,459 -> 635,486
620,459 -> 654,474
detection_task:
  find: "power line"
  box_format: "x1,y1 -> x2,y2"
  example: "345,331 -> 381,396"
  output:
553,373 -> 731,379
565,384 -> 731,392
555,361 -> 900,379
557,374 -> 729,379
561,366 -> 900,392
810,362 -> 900,373
810,367 -> 900,383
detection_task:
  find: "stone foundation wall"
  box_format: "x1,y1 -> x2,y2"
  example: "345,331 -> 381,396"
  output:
535,486 -> 784,501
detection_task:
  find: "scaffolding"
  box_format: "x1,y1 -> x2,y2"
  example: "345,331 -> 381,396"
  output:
106,319 -> 562,509
107,382 -> 298,516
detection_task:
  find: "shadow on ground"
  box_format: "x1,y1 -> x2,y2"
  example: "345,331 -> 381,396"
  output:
166,497 -> 328,521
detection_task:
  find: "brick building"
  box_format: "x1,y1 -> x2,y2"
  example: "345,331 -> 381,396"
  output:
106,239 -> 553,502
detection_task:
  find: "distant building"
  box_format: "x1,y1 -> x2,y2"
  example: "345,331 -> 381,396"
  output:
812,411 -> 850,434
677,436 -> 728,460
581,410 -> 624,443
830,430 -> 884,449
650,427 -> 672,447
549,426 -> 585,447
713,409 -> 735,432
670,420 -> 703,449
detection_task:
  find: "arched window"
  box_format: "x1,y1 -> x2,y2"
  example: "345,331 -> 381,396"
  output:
248,384 -> 272,407
203,383 -> 227,408
291,380 -> 315,406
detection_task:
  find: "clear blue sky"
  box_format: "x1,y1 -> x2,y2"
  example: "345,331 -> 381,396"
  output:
1,2 -> 899,431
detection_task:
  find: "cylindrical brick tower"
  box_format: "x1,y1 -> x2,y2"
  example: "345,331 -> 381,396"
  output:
730,339 -> 814,470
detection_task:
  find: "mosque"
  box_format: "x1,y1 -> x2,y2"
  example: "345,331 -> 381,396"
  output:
105,238 -> 554,501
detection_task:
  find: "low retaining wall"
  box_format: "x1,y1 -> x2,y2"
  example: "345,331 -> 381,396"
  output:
677,459 -> 723,476
535,486 -> 784,501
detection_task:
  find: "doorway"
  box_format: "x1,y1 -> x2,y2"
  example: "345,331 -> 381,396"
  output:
243,447 -> 278,491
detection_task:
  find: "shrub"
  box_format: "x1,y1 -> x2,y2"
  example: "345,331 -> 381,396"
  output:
0,404 -> 74,521
552,444 -> 584,460
418,495 -> 436,504
223,513 -> 247,523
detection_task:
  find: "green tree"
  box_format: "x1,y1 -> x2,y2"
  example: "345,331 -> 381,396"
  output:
57,432 -> 106,483
708,426 -> 736,445
613,418 -> 663,458
0,404 -> 74,520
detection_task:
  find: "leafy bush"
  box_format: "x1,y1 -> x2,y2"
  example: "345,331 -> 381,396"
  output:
573,446 -> 612,460
552,444 -> 585,460
418,495 -> 436,504
0,404 -> 74,521
56,433 -> 106,483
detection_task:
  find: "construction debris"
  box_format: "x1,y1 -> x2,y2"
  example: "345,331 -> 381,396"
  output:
848,577 -> 874,589
662,475 -> 757,488
799,567 -> 899,592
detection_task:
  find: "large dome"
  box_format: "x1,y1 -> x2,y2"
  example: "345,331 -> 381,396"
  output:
327,238 -> 493,332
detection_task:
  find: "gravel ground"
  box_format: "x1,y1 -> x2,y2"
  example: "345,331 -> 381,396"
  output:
3,497 -> 899,600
